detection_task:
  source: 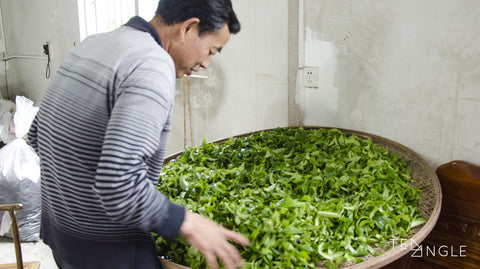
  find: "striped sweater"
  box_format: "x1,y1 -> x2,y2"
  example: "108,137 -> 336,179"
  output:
28,17 -> 185,244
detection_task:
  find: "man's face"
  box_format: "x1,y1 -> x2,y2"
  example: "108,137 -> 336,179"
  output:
170,23 -> 231,78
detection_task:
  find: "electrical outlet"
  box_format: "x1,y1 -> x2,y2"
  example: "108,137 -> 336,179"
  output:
303,67 -> 319,89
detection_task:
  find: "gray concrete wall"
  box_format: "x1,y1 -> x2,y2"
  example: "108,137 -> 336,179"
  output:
166,0 -> 290,153
0,0 -> 289,155
295,0 -> 480,168
1,0 -> 478,168
0,0 -> 80,102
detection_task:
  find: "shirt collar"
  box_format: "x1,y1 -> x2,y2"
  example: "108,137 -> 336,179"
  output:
124,16 -> 163,47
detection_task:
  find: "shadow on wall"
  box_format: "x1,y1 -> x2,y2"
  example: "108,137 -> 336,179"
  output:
188,59 -> 226,117
175,59 -> 226,147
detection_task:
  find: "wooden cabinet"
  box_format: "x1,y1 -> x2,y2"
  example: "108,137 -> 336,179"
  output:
384,161 -> 480,268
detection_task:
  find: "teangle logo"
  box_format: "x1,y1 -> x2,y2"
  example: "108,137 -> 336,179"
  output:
391,239 -> 467,258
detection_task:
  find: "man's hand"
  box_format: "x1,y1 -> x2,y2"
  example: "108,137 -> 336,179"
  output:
179,210 -> 250,269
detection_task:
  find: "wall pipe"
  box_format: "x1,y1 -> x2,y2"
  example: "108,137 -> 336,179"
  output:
0,0 -> 7,58
2,55 -> 48,61
298,0 -> 304,69
0,0 -> 6,99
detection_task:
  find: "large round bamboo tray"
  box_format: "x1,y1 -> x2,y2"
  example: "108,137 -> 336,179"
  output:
160,127 -> 442,269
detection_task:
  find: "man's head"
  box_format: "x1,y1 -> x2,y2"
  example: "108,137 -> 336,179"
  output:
154,0 -> 241,77
156,0 -> 240,36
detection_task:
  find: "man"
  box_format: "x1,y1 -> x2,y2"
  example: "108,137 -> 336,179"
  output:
28,0 -> 249,268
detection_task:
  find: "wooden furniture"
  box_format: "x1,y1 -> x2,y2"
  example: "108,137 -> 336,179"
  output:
384,160 -> 480,268
0,204 -> 41,269
0,204 -> 24,269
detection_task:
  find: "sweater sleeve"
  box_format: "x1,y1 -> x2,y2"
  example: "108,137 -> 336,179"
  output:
93,57 -> 184,240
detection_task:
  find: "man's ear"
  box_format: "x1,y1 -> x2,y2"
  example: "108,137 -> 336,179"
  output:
180,17 -> 200,39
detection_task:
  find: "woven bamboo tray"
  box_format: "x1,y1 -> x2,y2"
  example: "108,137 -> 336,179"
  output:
160,127 -> 442,269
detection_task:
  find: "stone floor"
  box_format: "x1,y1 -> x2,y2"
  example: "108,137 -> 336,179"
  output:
0,237 -> 57,269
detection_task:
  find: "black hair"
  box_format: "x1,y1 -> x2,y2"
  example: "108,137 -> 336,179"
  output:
155,0 -> 241,36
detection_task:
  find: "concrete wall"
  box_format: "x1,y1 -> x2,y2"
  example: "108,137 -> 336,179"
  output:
294,0 -> 480,168
167,0 -> 289,153
0,0 -> 80,102
1,0 -> 478,169
0,0 -> 289,155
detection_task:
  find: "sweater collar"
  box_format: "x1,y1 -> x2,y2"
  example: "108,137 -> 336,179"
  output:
124,16 -> 163,47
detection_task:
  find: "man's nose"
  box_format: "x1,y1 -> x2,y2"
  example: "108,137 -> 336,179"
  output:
200,55 -> 211,69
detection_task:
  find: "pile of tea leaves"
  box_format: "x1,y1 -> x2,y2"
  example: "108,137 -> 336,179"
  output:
156,127 -> 425,268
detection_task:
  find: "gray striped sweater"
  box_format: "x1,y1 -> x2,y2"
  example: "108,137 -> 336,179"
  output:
28,17 -> 185,244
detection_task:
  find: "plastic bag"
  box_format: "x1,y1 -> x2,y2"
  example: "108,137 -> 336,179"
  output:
0,96 -> 41,242
0,99 -> 15,144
